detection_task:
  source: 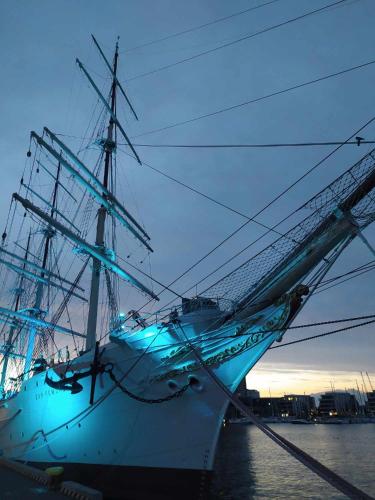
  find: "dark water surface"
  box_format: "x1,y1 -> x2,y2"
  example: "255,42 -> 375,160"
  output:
211,424 -> 375,499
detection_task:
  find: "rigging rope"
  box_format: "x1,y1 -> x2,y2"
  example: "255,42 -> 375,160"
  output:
118,149 -> 287,237
123,113 -> 375,318
122,140 -> 375,149
122,0 -> 281,54
177,322 -> 373,500
148,313 -> 375,351
269,318 -> 375,350
133,59 -> 375,138
45,258 -> 89,344
125,0 -> 350,82
318,259 -> 375,286
117,253 -> 183,299
213,313 -> 375,339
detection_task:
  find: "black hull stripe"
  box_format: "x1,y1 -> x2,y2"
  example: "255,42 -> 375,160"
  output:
27,461 -> 212,500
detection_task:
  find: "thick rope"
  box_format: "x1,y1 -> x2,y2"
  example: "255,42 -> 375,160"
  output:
177,323 -> 374,500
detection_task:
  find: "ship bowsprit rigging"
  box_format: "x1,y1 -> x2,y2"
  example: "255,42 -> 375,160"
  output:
199,147 -> 375,318
107,162 -> 375,387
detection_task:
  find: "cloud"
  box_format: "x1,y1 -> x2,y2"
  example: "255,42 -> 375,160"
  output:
246,362 -> 375,397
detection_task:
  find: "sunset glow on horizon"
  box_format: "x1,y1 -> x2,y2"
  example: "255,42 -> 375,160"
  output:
246,363 -> 375,397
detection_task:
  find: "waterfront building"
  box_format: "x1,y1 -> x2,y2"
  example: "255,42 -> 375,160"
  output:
227,390 -> 317,419
279,395 -> 316,418
225,381 -> 260,418
235,379 -> 250,397
318,392 -> 359,417
246,389 -> 261,400
366,390 -> 375,416
251,397 -> 281,417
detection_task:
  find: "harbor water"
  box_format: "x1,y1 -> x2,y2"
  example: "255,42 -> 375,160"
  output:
211,424 -> 375,499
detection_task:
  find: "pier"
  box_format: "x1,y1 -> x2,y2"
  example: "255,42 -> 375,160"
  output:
0,457 -> 102,499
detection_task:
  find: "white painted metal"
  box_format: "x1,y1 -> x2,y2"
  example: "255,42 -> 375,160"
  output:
0,323 -> 280,473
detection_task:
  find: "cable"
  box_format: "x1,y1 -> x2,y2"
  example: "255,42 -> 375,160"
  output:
125,0 -> 349,83
122,0 -> 281,54
120,113 -> 375,319
118,148 -> 288,238
117,253 -> 183,299
213,313 -> 375,340
147,313 -> 375,347
121,140 -> 375,149
52,134 -> 375,149
269,318 -> 375,349
177,322 -> 373,500
157,113 -> 375,309
318,259 -> 375,286
134,57 -> 375,138
315,264 -> 375,295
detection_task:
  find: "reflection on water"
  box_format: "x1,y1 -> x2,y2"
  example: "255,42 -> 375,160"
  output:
210,423 -> 256,499
211,424 -> 375,499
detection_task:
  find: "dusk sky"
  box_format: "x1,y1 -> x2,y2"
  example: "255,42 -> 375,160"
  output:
1,0 -> 375,396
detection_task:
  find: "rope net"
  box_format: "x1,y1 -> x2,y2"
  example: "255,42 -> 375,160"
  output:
202,149 -> 375,309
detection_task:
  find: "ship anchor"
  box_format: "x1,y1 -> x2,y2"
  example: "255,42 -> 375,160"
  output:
45,342 -> 110,404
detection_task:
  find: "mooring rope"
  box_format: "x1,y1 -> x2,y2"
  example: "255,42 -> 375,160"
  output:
177,323 -> 374,500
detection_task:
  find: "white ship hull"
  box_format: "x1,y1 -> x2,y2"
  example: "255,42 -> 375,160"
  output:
0,309 -> 284,498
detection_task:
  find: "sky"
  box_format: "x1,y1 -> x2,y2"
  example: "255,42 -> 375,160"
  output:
1,0 -> 375,396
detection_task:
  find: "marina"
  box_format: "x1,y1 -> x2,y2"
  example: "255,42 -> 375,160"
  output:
212,424 -> 375,499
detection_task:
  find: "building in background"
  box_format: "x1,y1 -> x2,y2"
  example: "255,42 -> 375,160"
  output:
226,382 -> 316,419
366,391 -> 375,416
226,383 -> 367,421
318,392 -> 359,417
225,380 -> 260,419
279,395 -> 316,418
251,396 -> 280,418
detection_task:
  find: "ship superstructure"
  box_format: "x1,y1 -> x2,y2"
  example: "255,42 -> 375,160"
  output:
1,38 -> 375,498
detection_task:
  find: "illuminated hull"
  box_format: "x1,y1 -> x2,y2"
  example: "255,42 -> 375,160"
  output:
0,302 -> 288,497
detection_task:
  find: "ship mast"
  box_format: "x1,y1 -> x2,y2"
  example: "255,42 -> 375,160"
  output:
24,161 -> 61,376
8,37 -> 156,362
86,40 -> 119,351
0,234 -> 30,393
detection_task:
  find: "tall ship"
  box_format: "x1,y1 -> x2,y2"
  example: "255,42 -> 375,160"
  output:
1,37 -> 375,498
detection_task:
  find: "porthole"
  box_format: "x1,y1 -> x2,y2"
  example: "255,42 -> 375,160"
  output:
167,380 -> 179,392
188,375 -> 204,392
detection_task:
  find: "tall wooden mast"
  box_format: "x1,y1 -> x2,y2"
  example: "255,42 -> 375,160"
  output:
86,40 -> 119,351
